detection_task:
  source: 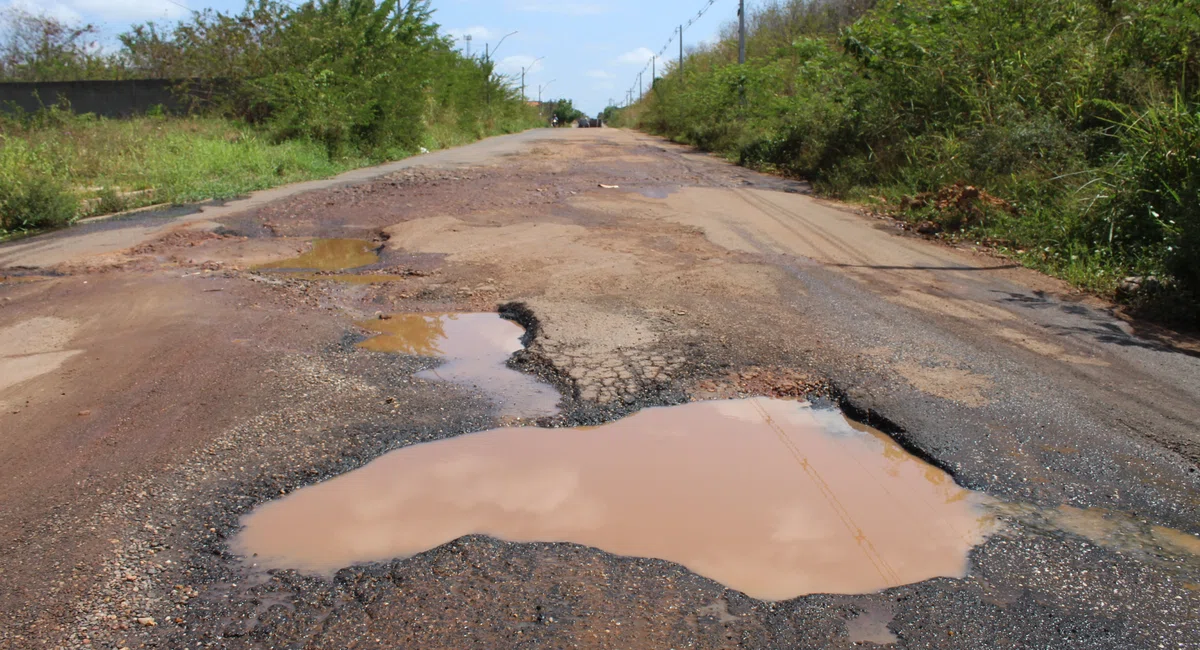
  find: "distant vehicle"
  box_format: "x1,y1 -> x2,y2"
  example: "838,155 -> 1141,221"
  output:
578,117 -> 591,128
577,117 -> 603,128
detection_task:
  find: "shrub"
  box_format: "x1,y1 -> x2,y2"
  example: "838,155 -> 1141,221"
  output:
0,174 -> 77,231
627,0 -> 1200,311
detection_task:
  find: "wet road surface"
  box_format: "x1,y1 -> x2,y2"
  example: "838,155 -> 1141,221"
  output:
0,128 -> 1198,649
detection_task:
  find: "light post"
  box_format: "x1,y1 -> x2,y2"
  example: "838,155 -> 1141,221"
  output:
521,56 -> 544,101
484,31 -> 518,63
538,79 -> 555,103
483,31 -> 517,107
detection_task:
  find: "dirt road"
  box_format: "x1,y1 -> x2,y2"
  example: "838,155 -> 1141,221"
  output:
1,128 -> 1198,649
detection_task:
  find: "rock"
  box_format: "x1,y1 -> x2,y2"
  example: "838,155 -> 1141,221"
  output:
136,617 -> 156,627
1118,275 -> 1160,296
915,220 -> 942,235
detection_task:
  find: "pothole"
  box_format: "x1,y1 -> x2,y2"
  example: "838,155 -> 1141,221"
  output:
356,312 -> 562,419
254,239 -> 379,272
232,397 -> 996,600
0,316 -> 83,393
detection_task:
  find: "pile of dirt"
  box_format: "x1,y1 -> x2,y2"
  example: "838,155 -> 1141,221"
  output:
895,183 -> 1017,234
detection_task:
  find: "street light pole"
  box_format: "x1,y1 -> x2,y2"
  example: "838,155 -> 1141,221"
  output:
486,31 -> 518,63
679,25 -> 684,75
520,56 -> 544,102
738,0 -> 746,64
484,33 -> 517,108
538,79 -> 555,103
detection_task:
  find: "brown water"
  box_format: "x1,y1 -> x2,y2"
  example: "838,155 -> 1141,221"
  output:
280,273 -> 409,285
256,239 -> 379,271
233,398 -> 995,600
357,313 -> 561,418
845,603 -> 899,645
990,501 -> 1200,566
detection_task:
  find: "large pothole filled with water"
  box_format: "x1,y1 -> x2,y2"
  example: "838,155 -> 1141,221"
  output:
233,396 -> 996,601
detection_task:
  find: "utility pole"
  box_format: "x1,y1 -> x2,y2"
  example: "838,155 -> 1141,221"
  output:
652,56 -> 655,88
638,71 -> 643,101
738,0 -> 746,64
464,34 -> 472,58
538,79 -> 555,104
679,25 -> 684,75
483,31 -> 516,105
520,56 -> 545,102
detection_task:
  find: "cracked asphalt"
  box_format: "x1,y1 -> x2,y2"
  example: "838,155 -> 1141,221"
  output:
0,128 -> 1198,649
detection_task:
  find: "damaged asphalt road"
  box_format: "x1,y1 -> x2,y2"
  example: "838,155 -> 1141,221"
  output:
0,128 -> 1198,649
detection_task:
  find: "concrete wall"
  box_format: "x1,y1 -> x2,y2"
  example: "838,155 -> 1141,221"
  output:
0,79 -> 188,117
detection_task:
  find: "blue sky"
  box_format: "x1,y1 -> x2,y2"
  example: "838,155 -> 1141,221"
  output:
9,0 -> 739,115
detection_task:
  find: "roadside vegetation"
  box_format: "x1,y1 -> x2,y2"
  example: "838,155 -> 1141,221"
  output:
0,0 -> 542,239
616,0 -> 1200,323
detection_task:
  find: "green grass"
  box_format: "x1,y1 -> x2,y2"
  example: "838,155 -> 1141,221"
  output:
0,108 -> 540,241
0,113 -> 366,237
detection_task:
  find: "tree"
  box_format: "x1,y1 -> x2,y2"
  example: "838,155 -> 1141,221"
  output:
0,7 -> 106,81
550,98 -> 584,125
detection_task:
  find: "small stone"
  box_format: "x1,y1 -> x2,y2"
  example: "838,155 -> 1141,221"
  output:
916,220 -> 942,235
136,617 -> 156,627
78,410 -> 92,417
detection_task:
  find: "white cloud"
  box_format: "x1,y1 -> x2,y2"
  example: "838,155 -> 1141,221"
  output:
3,0 -> 188,24
495,54 -> 543,76
5,0 -> 84,24
68,0 -> 189,22
513,2 -> 606,15
585,69 -> 613,79
616,47 -> 655,66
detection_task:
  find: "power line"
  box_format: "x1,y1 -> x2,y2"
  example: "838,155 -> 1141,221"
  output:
626,0 -> 724,106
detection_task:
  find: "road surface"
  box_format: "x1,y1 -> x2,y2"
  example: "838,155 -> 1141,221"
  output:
1,128 -> 1198,649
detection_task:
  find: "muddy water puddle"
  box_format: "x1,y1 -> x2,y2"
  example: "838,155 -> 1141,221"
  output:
357,313 -> 561,418
280,273 -> 408,285
255,239 -> 379,272
234,398 -> 995,600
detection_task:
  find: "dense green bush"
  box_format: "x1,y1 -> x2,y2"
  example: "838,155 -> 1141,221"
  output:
0,174 -> 77,231
0,0 -> 543,234
625,0 -> 1200,308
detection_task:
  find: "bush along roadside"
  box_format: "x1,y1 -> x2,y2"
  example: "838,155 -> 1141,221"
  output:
616,0 -> 1200,325
0,0 -> 544,240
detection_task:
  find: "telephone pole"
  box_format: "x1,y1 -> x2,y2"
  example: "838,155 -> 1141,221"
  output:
638,71 -> 643,101
464,34 -> 472,58
738,0 -> 746,64
679,25 -> 684,74
520,56 -> 545,102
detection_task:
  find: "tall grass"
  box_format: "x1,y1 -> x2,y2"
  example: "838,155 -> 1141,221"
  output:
620,0 -> 1200,320
0,111 -> 362,234
0,0 -> 544,238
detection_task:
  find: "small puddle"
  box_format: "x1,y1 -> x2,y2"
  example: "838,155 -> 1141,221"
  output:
356,313 -> 561,418
233,398 -> 995,600
256,239 -> 379,272
281,273 -> 408,285
845,603 -> 899,645
991,501 -> 1200,565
